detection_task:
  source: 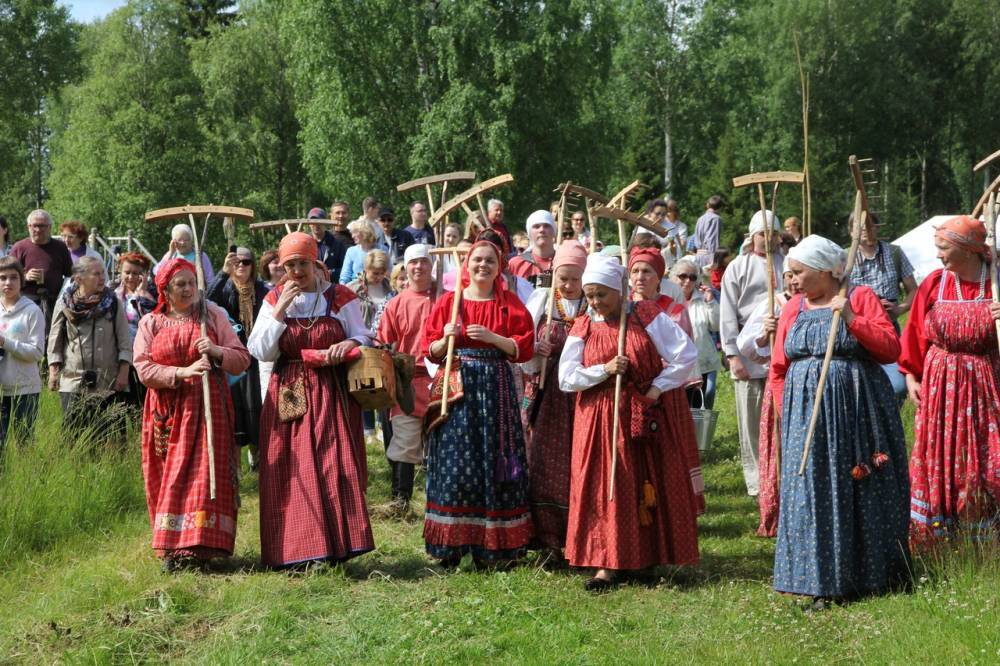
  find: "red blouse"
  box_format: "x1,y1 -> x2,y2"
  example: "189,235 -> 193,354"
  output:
899,268 -> 993,380
769,286 -> 900,414
421,291 -> 535,364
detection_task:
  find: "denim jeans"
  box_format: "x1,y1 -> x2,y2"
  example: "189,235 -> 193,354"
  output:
0,393 -> 40,455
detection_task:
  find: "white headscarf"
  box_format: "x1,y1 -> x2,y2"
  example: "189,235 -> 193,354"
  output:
747,209 -> 781,236
786,234 -> 846,278
581,253 -> 625,292
525,209 -> 556,237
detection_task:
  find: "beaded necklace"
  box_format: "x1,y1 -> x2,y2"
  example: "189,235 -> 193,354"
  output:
952,263 -> 986,303
553,288 -> 584,325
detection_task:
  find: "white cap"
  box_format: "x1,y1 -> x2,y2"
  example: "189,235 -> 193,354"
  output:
403,243 -> 431,264
525,209 -> 556,237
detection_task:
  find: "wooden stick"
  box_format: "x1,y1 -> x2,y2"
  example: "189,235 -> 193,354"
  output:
757,184 -> 777,354
798,191 -> 865,476
538,185 -> 569,390
188,212 -> 217,500
586,199 -> 597,254
986,191 -> 1000,352
425,184 -> 436,216
610,218 -> 629,502
441,249 -> 463,417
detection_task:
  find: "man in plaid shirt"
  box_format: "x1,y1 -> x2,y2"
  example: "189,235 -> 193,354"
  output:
848,212 -> 916,398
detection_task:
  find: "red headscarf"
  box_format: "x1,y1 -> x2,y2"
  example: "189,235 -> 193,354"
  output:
934,215 -> 989,258
154,257 -> 197,313
461,239 -> 507,290
628,246 -> 666,280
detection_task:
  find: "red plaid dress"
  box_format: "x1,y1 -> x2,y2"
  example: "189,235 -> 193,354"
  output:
258,286 -> 373,566
524,308 -> 576,550
141,316 -> 241,558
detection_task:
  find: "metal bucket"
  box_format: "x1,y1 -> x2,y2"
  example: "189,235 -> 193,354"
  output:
690,389 -> 718,452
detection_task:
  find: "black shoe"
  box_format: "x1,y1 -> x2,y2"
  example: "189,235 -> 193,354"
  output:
396,462 -> 415,503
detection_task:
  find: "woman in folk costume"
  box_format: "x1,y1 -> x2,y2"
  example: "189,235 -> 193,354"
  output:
901,215 -> 1000,544
559,254 -> 700,592
421,239 -> 536,567
521,240 -> 588,554
627,245 -> 706,515
133,258 -> 251,572
247,232 -> 374,568
771,236 -> 909,602
736,258 -> 799,537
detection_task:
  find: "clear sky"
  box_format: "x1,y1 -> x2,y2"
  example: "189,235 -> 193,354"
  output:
60,0 -> 128,23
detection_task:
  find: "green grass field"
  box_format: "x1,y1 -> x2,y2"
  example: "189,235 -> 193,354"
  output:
1,378 -> 999,664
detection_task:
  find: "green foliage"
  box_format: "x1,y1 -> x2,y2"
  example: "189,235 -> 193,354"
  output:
4,0 -> 1000,253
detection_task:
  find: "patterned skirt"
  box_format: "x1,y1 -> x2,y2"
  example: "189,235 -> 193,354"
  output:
424,348 -> 534,561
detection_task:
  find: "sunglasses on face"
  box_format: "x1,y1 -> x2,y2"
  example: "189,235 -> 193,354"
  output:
676,273 -> 698,281
237,259 -> 254,266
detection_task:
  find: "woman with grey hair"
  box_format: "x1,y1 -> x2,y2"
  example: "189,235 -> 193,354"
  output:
670,258 -> 721,409
158,223 -> 214,282
47,255 -> 131,435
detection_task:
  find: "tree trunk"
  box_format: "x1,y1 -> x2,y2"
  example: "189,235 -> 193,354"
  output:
920,152 -> 927,221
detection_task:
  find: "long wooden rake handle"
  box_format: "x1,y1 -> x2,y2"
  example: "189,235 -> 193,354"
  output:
188,213 -> 217,500
986,192 -> 1000,352
440,250 -> 463,417
610,218 -> 629,502
539,186 -> 569,390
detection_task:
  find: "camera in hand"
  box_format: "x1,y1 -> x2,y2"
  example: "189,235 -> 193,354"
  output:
82,369 -> 98,388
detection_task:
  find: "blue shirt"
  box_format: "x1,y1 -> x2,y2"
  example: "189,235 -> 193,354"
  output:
339,245 -> 370,285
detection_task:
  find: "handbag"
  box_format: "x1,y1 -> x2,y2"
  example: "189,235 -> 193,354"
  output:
277,372 -> 307,422
690,388 -> 718,452
423,359 -> 464,433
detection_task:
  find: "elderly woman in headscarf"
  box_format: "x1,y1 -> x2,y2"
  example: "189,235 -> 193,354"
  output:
421,238 -> 536,568
247,232 -> 375,568
158,223 -> 214,282
133,258 -> 250,572
559,254 -> 700,592
207,246 -> 269,461
901,215 -> 1000,545
47,255 -> 132,434
770,235 -> 909,604
521,240 -> 587,556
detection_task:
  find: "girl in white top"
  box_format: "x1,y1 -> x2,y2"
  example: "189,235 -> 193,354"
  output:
0,256 -> 45,448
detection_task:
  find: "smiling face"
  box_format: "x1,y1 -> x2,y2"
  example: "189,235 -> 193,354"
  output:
172,230 -> 193,254
629,261 -> 660,300
0,269 -> 21,302
166,269 -> 197,312
672,264 -> 700,298
61,230 -> 83,251
584,283 -> 621,319
467,244 -> 499,287
282,258 -> 316,289
571,212 -> 586,233
233,251 -> 254,284
406,257 -> 431,289
331,204 -> 350,231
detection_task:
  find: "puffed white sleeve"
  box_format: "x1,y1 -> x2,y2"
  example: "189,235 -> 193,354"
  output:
247,298 -> 285,362
338,297 -> 373,346
646,312 -> 698,392
736,299 -> 771,359
558,335 -> 610,392
520,289 -> 548,374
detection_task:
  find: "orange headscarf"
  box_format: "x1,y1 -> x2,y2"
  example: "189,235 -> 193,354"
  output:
278,231 -> 318,265
934,215 -> 988,258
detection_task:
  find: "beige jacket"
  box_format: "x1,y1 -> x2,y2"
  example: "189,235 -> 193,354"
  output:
48,297 -> 132,395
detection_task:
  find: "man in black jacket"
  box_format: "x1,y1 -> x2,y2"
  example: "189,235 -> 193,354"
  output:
307,207 -> 347,283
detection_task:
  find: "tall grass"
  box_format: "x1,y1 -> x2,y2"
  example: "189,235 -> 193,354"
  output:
0,392 -> 145,563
